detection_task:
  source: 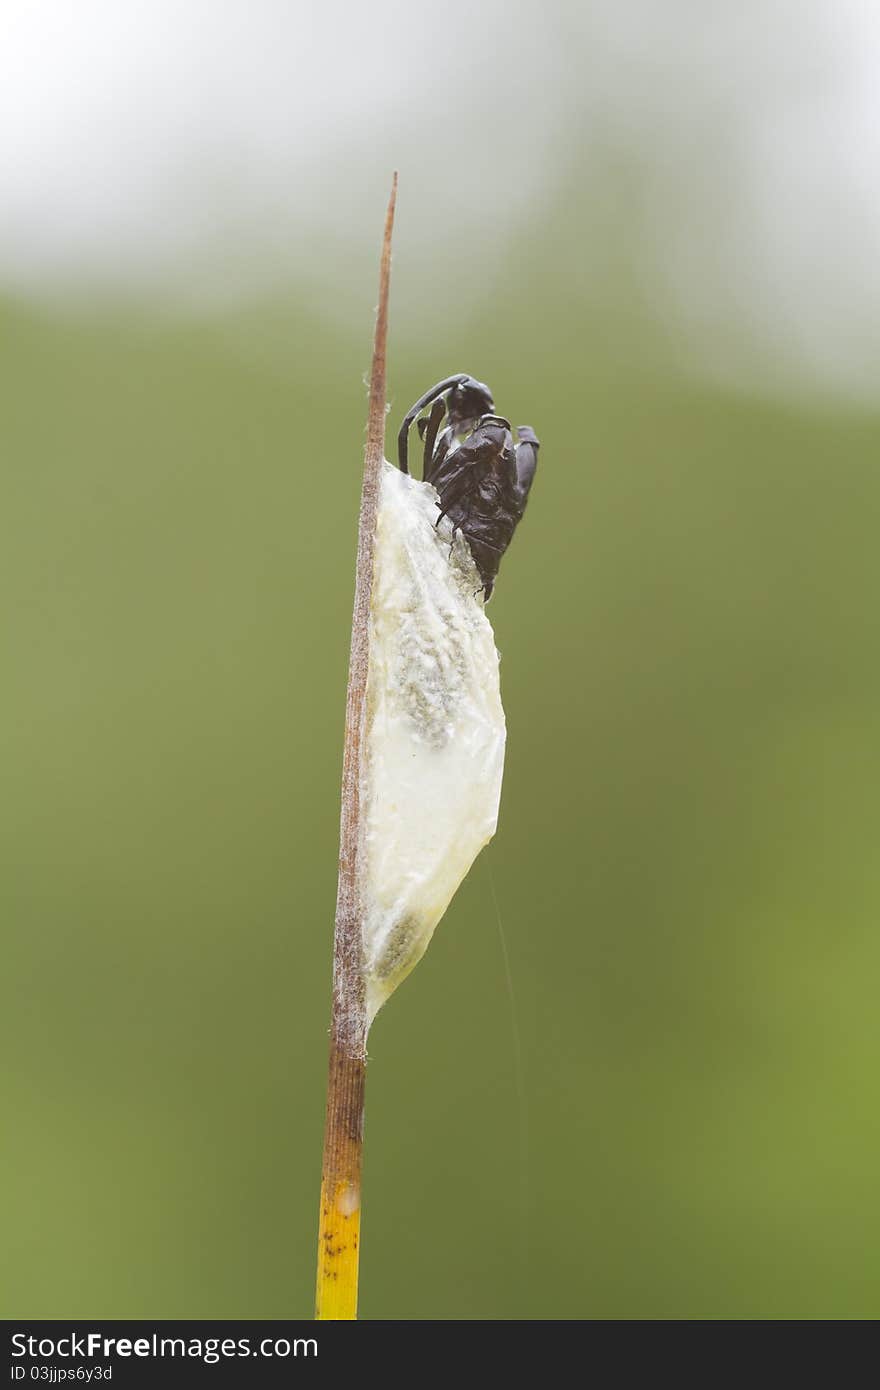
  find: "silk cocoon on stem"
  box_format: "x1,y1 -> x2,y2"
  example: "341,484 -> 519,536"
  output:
361,461 -> 506,1027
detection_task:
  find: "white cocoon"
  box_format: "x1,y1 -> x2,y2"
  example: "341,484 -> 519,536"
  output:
362,462 -> 506,1026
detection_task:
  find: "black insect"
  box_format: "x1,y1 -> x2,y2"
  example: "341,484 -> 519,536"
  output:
397,374 -> 539,601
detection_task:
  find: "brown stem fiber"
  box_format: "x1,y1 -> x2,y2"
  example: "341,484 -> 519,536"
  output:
315,173 -> 397,1321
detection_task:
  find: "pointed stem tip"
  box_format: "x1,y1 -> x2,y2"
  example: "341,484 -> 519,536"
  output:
366,172 -> 398,466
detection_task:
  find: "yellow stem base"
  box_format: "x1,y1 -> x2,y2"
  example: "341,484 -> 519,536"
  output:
315,1176 -> 362,1319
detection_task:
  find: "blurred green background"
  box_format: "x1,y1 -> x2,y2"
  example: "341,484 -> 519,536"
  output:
3,1 -> 880,1321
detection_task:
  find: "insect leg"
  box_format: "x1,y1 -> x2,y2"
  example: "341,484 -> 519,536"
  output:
421,399 -> 446,483
427,428 -> 454,485
434,474 -> 477,528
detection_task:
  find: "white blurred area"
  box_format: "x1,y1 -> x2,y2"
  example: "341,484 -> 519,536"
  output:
2,0 -> 880,397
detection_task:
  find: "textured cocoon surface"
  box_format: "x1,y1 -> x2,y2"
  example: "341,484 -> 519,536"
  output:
362,462 -> 506,1025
